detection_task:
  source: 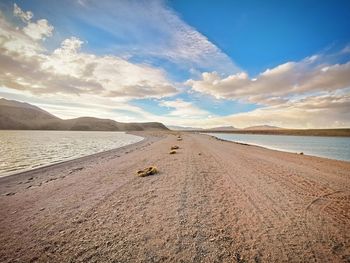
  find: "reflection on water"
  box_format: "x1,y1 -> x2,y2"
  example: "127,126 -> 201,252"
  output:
206,133 -> 350,162
0,130 -> 143,177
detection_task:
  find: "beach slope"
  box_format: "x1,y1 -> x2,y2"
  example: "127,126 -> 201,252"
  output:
0,132 -> 349,262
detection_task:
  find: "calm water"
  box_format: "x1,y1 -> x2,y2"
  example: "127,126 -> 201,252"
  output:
0,130 -> 143,177
206,133 -> 350,162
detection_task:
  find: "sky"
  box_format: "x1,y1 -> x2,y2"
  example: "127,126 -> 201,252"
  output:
0,0 -> 350,128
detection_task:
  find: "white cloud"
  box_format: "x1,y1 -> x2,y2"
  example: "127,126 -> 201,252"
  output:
23,19 -> 53,40
13,3 -> 33,22
13,4 -> 53,41
71,0 -> 239,74
0,6 -> 177,99
140,92 -> 350,129
0,13 -> 42,55
160,99 -> 210,118
183,55 -> 350,128
57,37 -> 83,53
217,92 -> 350,129
186,57 -> 350,105
151,4 -> 236,73
1,3 -> 350,129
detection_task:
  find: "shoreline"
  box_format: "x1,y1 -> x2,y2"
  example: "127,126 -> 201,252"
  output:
1,132 -> 349,262
204,133 -> 350,162
184,128 -> 350,137
2,130 -> 349,180
0,131 -> 161,187
0,131 -> 147,180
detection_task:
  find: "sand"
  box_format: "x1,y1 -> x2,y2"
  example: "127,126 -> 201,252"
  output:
0,132 -> 349,262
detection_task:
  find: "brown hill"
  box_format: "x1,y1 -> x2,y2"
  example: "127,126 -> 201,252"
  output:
0,98 -> 168,131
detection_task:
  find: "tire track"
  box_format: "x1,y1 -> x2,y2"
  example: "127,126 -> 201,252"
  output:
192,134 -> 350,262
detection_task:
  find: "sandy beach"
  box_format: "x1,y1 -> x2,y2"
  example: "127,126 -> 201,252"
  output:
0,132 -> 349,262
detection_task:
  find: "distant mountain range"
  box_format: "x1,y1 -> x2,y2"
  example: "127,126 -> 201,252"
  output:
167,125 -> 282,131
0,98 -> 168,131
167,125 -> 238,131
207,126 -> 237,131
167,125 -> 203,130
243,125 -> 282,130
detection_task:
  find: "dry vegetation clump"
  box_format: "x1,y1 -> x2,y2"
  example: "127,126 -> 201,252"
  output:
136,166 -> 158,177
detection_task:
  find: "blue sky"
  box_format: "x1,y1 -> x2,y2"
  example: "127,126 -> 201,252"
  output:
170,0 -> 350,75
0,0 -> 350,128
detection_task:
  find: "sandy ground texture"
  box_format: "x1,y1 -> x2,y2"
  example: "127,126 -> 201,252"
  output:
0,132 -> 349,263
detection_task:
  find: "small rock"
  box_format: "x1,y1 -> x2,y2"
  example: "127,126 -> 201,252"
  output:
39,207 -> 45,211
136,166 -> 158,177
4,192 -> 15,196
209,238 -> 215,242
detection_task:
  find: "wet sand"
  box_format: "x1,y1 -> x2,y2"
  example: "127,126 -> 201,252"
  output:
0,132 -> 349,262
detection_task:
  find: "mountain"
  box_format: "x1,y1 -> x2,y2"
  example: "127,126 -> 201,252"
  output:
167,125 -> 203,130
167,125 -> 238,131
0,98 -> 60,130
244,125 -> 282,130
0,98 -> 168,131
207,126 -> 237,131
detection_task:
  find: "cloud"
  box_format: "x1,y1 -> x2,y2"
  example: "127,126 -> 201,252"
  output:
0,13 -> 42,55
217,92 -> 350,129
160,99 -> 210,118
70,0 -> 238,74
13,3 -> 33,22
57,37 -> 83,53
22,19 -> 53,40
142,92 -> 349,129
0,5 -> 177,99
1,3 -> 349,129
186,57 -> 350,105
183,54 -> 350,128
13,3 -> 53,40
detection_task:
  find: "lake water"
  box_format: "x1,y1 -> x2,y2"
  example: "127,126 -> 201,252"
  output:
206,133 -> 350,162
0,130 -> 143,177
